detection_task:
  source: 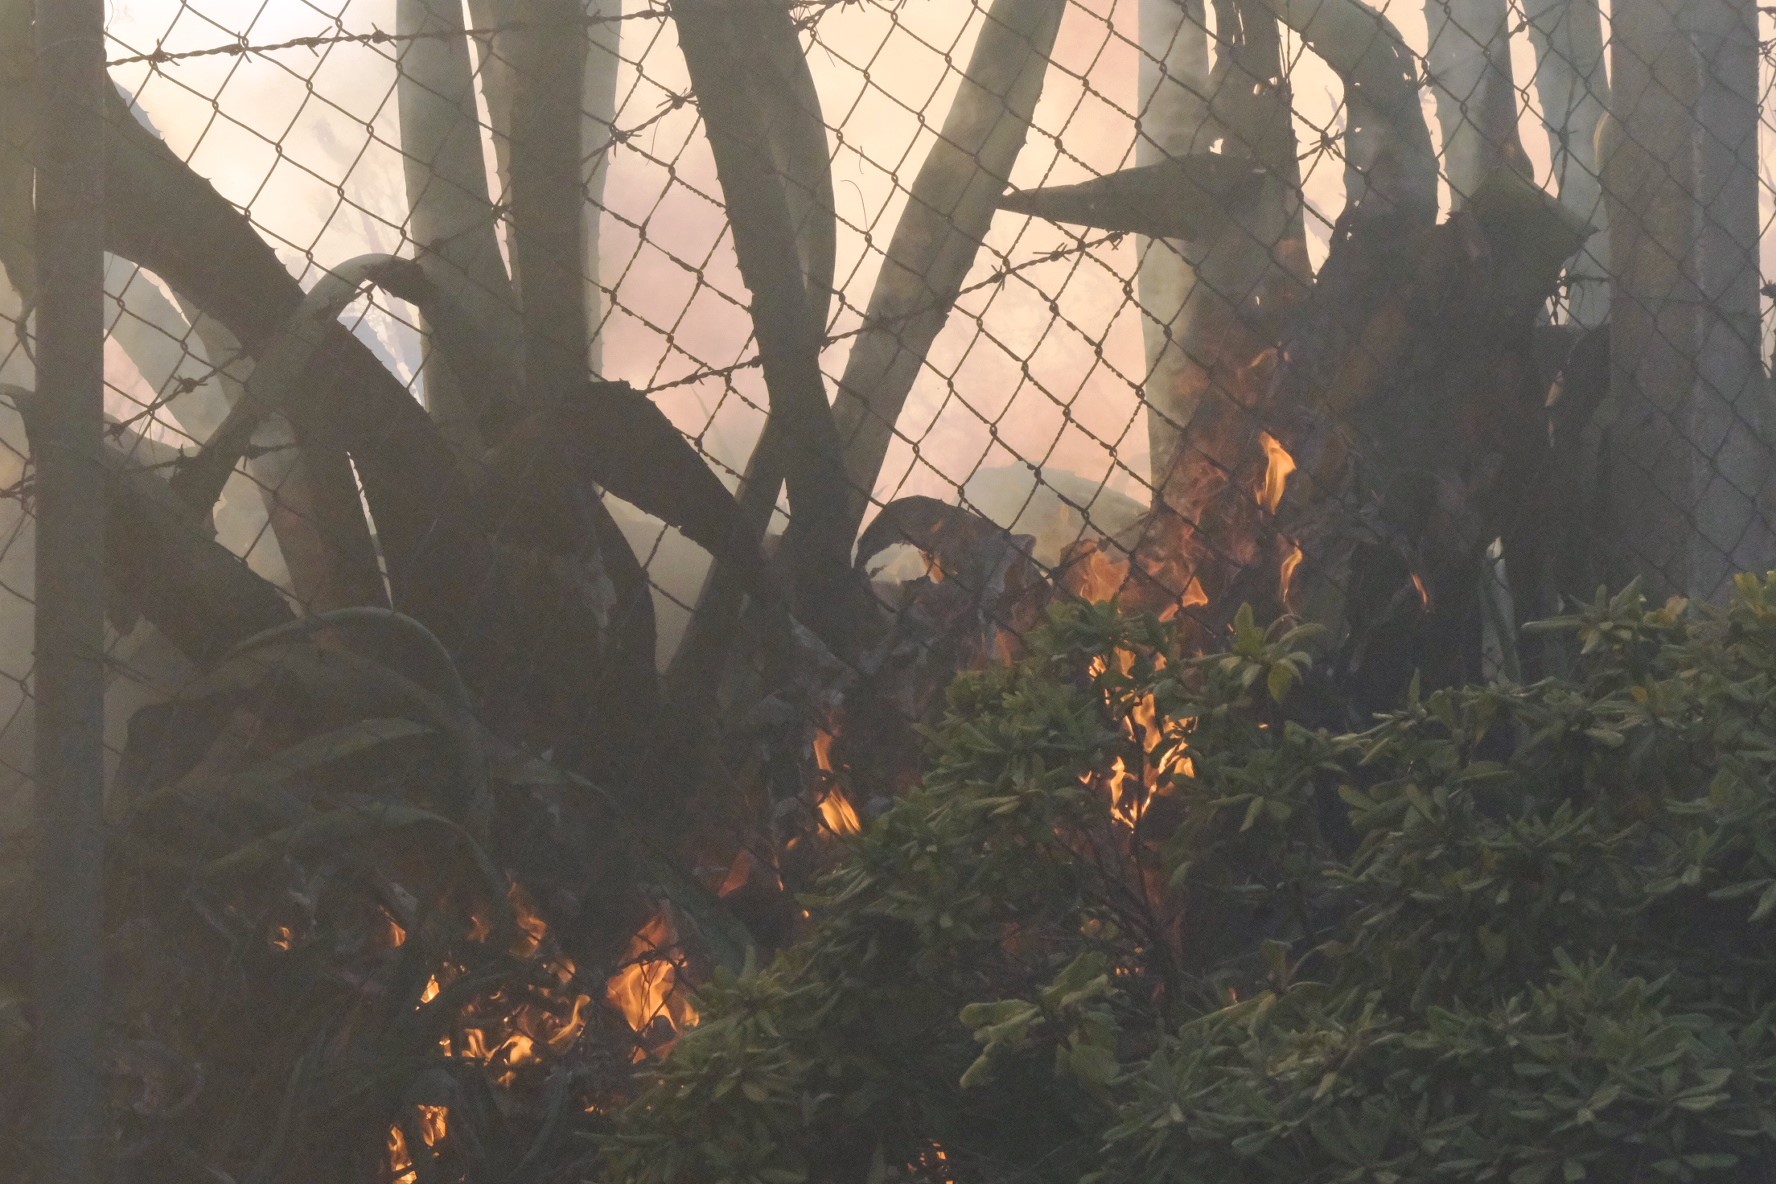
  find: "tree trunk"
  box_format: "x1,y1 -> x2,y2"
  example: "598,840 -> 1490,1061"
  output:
1523,0 -> 1609,326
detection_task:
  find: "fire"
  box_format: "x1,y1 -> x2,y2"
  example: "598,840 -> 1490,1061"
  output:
1411,572 -> 1431,610
417,1105 -> 447,1145
1092,687 -> 1193,829
1065,541 -> 1130,603
417,883 -> 594,1087
385,1105 -> 449,1184
386,1124 -> 412,1184
605,913 -> 699,1057
812,727 -> 863,835
1279,542 -> 1304,606
1257,432 -> 1296,514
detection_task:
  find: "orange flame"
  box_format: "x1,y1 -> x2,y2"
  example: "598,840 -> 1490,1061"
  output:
605,913 -> 700,1057
1067,543 -> 1130,604
1257,432 -> 1296,514
386,1124 -> 413,1184
812,728 -> 863,835
1279,542 -> 1304,606
385,1106 -> 448,1184
417,884 -> 594,1087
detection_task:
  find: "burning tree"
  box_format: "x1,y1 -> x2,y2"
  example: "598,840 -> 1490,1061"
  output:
0,0 -> 1767,1178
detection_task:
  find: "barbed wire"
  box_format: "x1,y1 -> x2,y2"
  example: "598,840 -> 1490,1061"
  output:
104,0 -> 869,68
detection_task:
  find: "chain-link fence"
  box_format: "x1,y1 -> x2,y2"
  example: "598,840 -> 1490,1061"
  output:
3,0 -> 1776,1178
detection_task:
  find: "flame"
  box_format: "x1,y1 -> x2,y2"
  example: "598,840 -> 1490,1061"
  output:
416,883 -> 594,1087
605,913 -> 699,1058
819,789 -> 863,835
386,1124 -> 413,1184
1279,542 -> 1304,606
268,923 -> 296,952
1092,689 -> 1194,828
1067,543 -> 1130,603
812,727 -> 863,835
417,1105 -> 447,1146
1411,572 -> 1431,610
1257,432 -> 1296,514
386,1106 -> 450,1184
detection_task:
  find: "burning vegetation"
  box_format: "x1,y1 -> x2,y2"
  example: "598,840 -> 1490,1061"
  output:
0,0 -> 1632,1173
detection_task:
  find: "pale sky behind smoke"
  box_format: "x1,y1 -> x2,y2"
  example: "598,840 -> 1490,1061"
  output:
74,0 -> 1776,621
92,0 -> 1776,502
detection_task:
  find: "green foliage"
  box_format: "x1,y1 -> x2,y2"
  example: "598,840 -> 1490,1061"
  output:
603,580 -> 1776,1184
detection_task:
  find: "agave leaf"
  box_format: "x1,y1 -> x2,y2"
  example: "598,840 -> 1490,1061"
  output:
997,153 -> 1267,241
584,0 -> 622,375
99,83 -> 484,606
397,0 -> 524,457
495,747 -> 756,974
666,0 -> 841,717
169,254 -> 429,516
463,0 -> 518,191
129,718 -> 437,818
675,0 -> 854,642
220,609 -> 493,826
167,288 -> 388,611
202,801 -> 505,898
508,0 -> 590,411
830,0 -> 1067,545
484,381 -> 772,596
1251,0 -> 1435,228
8,382 -> 298,663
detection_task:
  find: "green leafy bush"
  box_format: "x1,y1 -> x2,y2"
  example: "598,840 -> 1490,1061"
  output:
602,581 -> 1776,1184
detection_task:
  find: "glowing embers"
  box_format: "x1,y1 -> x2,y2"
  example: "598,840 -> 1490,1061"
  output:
415,884 -> 594,1088
605,912 -> 699,1059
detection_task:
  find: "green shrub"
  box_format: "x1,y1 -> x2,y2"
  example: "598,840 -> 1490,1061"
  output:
601,581 -> 1776,1184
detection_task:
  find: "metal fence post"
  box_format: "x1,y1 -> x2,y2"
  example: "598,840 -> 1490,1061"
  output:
31,0 -> 109,1179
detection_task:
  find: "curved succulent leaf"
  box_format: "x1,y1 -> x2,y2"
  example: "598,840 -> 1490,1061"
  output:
830,0 -> 1067,545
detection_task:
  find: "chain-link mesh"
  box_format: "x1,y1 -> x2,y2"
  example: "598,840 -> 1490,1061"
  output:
4,0 -> 1776,1178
